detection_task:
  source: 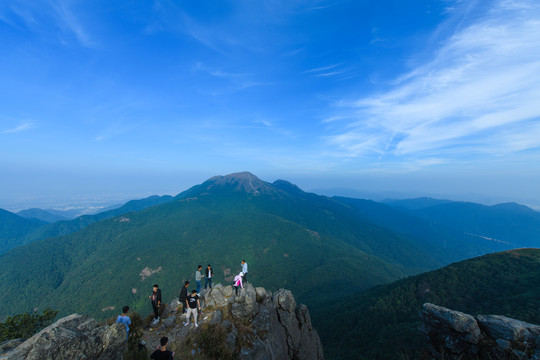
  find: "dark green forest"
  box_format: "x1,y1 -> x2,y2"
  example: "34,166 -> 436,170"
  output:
314,248 -> 540,359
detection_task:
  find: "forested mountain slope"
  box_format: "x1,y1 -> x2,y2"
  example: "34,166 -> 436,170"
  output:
0,172 -> 445,320
315,248 -> 540,360
0,209 -> 46,254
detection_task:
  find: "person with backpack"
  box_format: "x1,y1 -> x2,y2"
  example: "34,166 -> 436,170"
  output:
205,264 -> 214,289
149,284 -> 161,324
233,272 -> 244,296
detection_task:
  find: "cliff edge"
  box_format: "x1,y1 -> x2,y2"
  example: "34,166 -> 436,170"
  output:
1,283 -> 324,360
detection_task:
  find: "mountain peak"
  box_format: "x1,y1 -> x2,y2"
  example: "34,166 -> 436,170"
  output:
204,171 -> 274,194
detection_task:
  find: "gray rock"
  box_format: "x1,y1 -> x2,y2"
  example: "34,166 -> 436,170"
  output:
273,289 -> 297,313
204,286 -> 227,309
421,303 -> 540,360
169,298 -> 181,309
0,339 -> 25,354
160,304 -> 175,319
212,283 -> 224,293
255,287 -> 267,302
496,338 -> 512,350
422,303 -> 481,343
2,314 -> 126,360
232,285 -> 259,321
162,315 -> 176,328
221,285 -> 234,298
477,314 -> 540,343
209,310 -> 223,325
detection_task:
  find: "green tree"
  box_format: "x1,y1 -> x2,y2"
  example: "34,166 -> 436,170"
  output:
0,308 -> 58,341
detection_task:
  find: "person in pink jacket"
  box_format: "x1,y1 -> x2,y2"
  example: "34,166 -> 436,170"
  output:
233,272 -> 244,296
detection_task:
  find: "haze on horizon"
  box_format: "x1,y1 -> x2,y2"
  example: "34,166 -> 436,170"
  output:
1,0 -> 540,211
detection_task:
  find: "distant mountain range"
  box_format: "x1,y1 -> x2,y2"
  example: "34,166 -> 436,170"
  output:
315,248 -> 540,359
386,199 -> 540,248
0,172 -> 539,326
0,209 -> 46,255
16,208 -> 71,223
0,195 -> 173,255
0,172 -> 444,320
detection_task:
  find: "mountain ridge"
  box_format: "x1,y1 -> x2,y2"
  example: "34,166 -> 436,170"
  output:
0,172 -> 449,320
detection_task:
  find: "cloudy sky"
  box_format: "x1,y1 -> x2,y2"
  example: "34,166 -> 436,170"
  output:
1,0 -> 539,210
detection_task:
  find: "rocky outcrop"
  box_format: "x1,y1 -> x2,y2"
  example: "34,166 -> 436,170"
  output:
143,283 -> 324,360
2,284 -> 322,360
420,303 -> 540,359
0,314 -> 126,360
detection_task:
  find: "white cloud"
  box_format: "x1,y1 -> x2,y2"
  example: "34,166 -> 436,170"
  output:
0,1 -> 95,47
2,122 -> 35,134
327,0 -> 540,162
52,1 -> 95,48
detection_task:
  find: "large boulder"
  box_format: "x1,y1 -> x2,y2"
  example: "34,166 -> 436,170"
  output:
196,284 -> 323,360
420,303 -> 482,358
232,283 -> 259,321
421,303 -> 540,360
2,314 -> 126,360
476,315 -> 540,343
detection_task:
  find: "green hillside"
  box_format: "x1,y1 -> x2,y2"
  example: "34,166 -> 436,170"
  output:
0,195 -> 174,256
0,209 -> 46,254
314,248 -> 540,360
0,173 -> 444,320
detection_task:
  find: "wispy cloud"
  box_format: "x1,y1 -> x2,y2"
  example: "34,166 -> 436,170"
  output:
0,1 -> 94,47
326,0 -> 540,162
53,1 -> 94,47
304,63 -> 342,73
2,122 -> 35,134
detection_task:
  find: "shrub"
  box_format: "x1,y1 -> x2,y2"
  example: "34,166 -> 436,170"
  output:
0,308 -> 58,342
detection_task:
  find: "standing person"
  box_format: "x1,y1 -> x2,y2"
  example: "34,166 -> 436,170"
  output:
149,284 -> 161,324
233,272 -> 244,296
241,259 -> 248,283
185,290 -> 201,328
179,281 -> 189,315
195,265 -> 203,294
205,264 -> 214,289
116,306 -> 131,340
150,336 -> 174,360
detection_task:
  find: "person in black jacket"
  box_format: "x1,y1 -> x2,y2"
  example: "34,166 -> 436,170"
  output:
179,281 -> 189,315
205,264 -> 214,289
150,336 -> 174,359
149,284 -> 162,323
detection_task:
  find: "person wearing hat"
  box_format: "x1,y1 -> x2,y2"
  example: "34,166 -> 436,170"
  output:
233,272 -> 244,296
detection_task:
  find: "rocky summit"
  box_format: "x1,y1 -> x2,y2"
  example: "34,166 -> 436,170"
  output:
0,314 -> 126,360
145,283 -> 324,359
1,284 -> 324,360
420,303 -> 540,359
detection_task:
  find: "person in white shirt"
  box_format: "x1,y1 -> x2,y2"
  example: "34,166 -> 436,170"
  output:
241,260 -> 248,283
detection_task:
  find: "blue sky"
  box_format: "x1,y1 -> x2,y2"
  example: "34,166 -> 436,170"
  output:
1,0 -> 540,210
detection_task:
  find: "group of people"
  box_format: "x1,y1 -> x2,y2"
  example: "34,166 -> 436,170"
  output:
116,260 -> 248,360
114,260 -> 249,358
